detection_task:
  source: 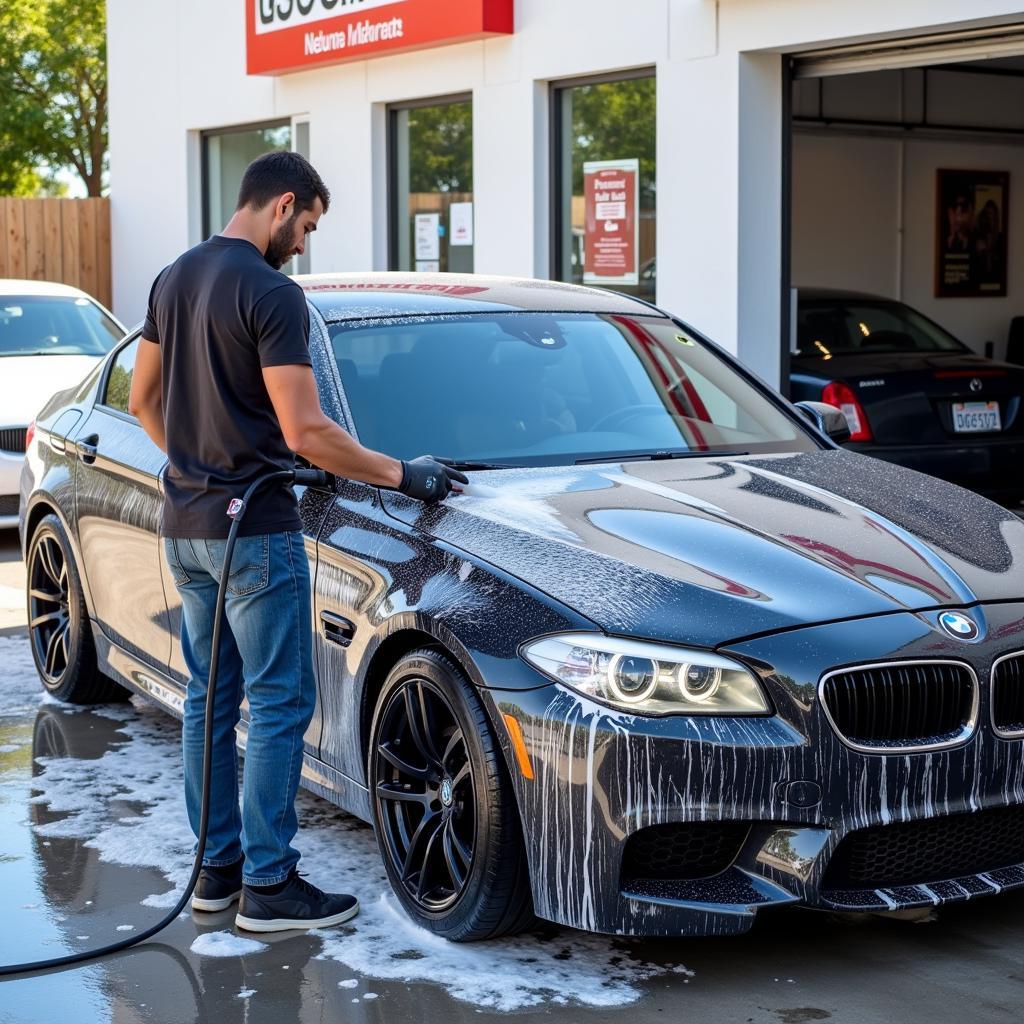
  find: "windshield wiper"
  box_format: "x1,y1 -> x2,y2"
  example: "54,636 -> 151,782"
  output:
574,450 -> 748,465
438,459 -> 525,471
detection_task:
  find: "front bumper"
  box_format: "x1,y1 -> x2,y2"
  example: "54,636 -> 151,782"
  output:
487,602 -> 1024,936
849,438 -> 1024,499
0,451 -> 23,528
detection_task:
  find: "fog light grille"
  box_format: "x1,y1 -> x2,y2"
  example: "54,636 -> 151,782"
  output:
0,494 -> 18,517
621,822 -> 749,882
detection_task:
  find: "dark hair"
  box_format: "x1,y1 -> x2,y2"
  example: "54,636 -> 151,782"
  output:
236,151 -> 331,215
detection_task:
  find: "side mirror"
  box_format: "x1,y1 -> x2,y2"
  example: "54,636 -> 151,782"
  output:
794,400 -> 852,445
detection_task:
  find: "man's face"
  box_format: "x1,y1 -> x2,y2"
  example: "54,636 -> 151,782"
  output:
265,194 -> 324,270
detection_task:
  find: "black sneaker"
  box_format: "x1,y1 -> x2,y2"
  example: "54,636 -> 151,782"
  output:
235,871 -> 360,933
191,859 -> 244,912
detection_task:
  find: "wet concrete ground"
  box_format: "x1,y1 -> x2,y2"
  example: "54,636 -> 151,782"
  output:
2,526 -> 1024,1023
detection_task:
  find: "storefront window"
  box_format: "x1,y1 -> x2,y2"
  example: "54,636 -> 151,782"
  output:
203,122 -> 291,236
553,73 -> 656,299
389,96 -> 474,273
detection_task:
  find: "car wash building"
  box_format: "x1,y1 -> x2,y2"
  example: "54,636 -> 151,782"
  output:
107,1 -> 1024,390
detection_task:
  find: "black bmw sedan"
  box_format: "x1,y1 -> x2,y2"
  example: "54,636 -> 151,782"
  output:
18,274 -> 1024,941
791,289 -> 1024,504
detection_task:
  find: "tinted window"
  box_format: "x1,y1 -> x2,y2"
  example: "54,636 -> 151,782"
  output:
797,301 -> 967,357
389,98 -> 473,273
553,74 -> 656,299
0,296 -> 122,357
103,338 -> 140,414
329,313 -> 814,465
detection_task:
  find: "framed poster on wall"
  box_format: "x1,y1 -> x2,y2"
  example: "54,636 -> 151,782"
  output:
935,169 -> 1009,298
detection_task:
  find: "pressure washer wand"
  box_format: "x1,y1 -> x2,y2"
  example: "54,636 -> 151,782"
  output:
0,467 -> 329,978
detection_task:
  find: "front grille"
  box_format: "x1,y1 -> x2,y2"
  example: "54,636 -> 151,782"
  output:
993,654 -> 1024,737
0,494 -> 18,517
0,427 -> 28,454
823,805 -> 1024,890
620,822 -> 749,882
820,661 -> 976,751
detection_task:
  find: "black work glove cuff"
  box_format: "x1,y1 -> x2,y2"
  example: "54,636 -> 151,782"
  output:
398,460 -> 411,494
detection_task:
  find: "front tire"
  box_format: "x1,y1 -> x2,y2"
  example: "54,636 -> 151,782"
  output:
26,514 -> 126,704
368,648 -> 534,941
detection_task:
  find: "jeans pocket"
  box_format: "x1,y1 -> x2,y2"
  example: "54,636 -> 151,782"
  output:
207,535 -> 270,597
163,538 -> 191,587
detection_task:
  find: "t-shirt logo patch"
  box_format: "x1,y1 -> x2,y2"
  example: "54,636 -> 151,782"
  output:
227,498 -> 245,518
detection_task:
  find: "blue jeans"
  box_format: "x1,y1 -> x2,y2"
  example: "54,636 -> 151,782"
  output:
163,532 -> 316,886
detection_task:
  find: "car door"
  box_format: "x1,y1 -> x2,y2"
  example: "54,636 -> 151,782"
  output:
313,481 -> 405,784
75,333 -> 172,670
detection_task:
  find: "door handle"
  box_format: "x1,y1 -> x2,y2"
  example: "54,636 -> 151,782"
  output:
75,434 -> 99,464
320,611 -> 355,647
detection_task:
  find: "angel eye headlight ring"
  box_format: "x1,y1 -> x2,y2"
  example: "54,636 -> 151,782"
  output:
678,663 -> 722,703
607,654 -> 658,704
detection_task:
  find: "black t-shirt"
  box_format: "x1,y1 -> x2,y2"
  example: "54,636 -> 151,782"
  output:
142,236 -> 311,539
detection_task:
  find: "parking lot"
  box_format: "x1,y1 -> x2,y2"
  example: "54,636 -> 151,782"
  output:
3,525 -> 1024,1024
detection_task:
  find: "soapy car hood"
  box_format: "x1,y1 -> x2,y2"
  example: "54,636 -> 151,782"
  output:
380,449 -> 1024,648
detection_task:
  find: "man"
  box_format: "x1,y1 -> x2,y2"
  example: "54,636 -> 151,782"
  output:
128,151 -> 466,933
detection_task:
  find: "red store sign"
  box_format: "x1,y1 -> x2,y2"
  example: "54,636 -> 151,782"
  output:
246,0 -> 514,75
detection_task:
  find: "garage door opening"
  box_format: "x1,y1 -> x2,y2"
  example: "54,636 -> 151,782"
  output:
784,27 -> 1024,507
787,29 -> 1024,376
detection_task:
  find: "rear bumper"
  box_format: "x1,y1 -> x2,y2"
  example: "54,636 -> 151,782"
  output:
848,438 -> 1024,498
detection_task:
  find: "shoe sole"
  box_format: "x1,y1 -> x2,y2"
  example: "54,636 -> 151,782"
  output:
235,900 -> 360,933
192,889 -> 243,913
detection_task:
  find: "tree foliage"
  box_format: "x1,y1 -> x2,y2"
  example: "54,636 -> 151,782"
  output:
406,101 -> 473,194
570,77 -> 656,206
0,0 -> 108,197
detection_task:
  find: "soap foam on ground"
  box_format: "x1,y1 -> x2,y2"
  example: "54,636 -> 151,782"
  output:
190,931 -> 268,957
6,634 -> 692,1008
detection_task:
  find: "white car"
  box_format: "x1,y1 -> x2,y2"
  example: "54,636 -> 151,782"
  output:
1,281 -> 125,528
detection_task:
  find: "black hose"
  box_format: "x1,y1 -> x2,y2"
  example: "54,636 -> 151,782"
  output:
0,467 -> 329,978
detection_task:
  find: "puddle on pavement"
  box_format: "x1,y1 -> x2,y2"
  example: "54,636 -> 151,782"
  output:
0,635 -> 695,1017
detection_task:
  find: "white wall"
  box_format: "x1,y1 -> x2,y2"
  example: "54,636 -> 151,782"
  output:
107,0 -> 1024,383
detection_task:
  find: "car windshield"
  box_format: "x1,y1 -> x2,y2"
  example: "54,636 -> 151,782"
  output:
0,296 -> 122,357
327,313 -> 816,466
796,300 -> 967,357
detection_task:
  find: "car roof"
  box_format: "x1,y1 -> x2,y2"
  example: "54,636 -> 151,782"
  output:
0,278 -> 99,300
797,287 -> 898,304
296,272 -> 663,320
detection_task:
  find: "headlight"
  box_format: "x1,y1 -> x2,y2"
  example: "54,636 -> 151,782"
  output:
520,633 -> 770,716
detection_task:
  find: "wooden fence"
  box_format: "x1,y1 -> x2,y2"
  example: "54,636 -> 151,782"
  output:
0,198 -> 112,310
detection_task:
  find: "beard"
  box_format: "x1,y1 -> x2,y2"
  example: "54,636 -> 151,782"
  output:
264,211 -> 299,270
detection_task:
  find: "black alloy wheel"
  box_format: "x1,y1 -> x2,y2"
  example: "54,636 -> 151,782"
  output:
369,649 -> 534,941
27,515 -> 125,704
29,530 -> 73,683
375,676 -> 476,912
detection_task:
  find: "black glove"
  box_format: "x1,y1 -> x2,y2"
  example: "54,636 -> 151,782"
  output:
399,455 -> 469,503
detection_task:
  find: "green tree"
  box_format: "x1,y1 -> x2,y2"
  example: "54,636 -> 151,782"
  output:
407,101 -> 473,194
0,0 -> 108,197
570,77 -> 656,206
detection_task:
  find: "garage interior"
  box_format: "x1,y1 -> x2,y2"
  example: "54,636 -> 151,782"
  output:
789,28 -> 1024,368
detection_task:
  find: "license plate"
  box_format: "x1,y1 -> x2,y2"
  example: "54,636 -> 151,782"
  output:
952,401 -> 1001,433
